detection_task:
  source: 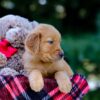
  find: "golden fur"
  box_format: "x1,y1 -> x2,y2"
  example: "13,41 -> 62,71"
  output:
23,24 -> 73,93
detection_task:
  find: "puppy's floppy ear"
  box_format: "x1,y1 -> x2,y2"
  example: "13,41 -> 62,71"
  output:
25,32 -> 41,54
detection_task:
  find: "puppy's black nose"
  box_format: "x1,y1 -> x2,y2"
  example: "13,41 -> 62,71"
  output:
59,52 -> 64,58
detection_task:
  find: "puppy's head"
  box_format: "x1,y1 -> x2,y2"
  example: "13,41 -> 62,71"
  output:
25,24 -> 64,62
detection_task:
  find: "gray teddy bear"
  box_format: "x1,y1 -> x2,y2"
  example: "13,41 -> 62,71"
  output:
0,14 -> 39,75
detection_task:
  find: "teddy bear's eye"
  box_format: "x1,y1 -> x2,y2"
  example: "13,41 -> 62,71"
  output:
47,40 -> 54,44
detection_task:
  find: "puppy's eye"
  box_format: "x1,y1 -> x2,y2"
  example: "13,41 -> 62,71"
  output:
47,40 -> 54,44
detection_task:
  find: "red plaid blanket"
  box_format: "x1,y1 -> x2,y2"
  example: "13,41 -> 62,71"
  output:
0,74 -> 89,100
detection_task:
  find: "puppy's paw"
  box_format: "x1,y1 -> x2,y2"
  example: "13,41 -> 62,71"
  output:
29,70 -> 44,92
55,71 -> 72,93
59,79 -> 72,93
30,79 -> 44,92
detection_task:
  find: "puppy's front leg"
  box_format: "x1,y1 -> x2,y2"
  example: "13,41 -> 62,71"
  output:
29,70 -> 44,92
55,71 -> 72,93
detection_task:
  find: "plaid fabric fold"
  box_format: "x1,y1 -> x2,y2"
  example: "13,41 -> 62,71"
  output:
0,74 -> 89,100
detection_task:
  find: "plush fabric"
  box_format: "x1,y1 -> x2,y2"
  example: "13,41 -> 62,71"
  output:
0,15 -> 39,74
0,38 -> 25,73
0,74 -> 89,100
0,52 -> 7,66
0,15 -> 34,40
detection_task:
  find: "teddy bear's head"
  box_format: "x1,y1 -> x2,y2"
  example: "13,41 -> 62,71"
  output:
0,14 -> 39,48
6,27 -> 30,48
5,21 -> 39,48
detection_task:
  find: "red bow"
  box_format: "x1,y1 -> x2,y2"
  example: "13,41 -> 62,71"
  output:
0,39 -> 17,58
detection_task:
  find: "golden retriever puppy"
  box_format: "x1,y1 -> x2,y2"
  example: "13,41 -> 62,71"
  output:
23,24 -> 73,93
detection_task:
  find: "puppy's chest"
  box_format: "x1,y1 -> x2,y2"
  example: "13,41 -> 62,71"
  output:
37,63 -> 57,77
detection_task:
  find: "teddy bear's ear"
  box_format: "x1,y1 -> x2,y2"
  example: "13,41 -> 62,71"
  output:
31,21 -> 39,28
25,32 -> 41,54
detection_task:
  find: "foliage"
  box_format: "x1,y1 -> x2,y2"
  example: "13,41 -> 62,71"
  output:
62,34 -> 100,75
0,0 -> 100,32
62,33 -> 100,100
84,89 -> 100,100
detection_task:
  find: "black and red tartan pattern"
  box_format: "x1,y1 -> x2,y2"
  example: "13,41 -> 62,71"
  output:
0,74 -> 89,100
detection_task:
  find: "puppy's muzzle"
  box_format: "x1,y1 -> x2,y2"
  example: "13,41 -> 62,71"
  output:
59,52 -> 64,58
56,48 -> 64,59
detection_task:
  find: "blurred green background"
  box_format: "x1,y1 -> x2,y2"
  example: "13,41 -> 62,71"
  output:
0,0 -> 100,99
